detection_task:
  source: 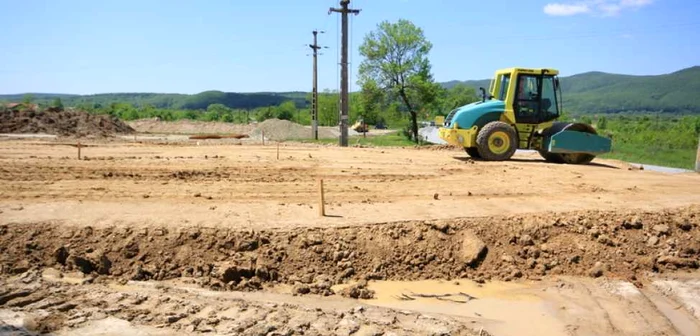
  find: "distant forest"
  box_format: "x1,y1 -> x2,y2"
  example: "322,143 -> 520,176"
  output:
2,66 -> 699,115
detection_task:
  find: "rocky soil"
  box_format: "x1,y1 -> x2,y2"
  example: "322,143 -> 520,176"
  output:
1,206 -> 698,296
0,108 -> 134,137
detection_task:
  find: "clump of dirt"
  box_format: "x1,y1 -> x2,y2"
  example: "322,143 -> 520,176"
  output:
339,280 -> 375,299
248,118 -> 338,141
0,206 -> 698,295
0,108 -> 134,137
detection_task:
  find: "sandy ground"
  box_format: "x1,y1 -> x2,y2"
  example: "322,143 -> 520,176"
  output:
0,139 -> 699,229
1,136 -> 700,335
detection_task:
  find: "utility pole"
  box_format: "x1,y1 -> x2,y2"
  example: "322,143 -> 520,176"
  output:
329,0 -> 360,147
308,30 -> 327,140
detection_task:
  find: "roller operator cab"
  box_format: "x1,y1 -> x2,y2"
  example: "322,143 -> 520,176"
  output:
438,67 -> 612,164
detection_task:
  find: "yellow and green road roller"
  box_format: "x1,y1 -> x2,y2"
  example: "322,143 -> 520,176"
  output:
438,67 -> 611,164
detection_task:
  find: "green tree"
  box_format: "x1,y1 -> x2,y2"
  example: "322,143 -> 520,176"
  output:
358,19 -> 440,142
597,116 -> 608,130
276,101 -> 296,121
358,80 -> 383,125
318,90 -> 339,126
22,94 -> 33,104
51,97 -> 65,111
443,84 -> 478,111
257,107 -> 275,122
204,103 -> 230,121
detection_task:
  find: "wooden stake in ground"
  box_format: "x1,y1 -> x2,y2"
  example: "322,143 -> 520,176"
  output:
262,130 -> 265,146
77,142 -> 82,160
318,178 -> 325,217
277,142 -> 280,160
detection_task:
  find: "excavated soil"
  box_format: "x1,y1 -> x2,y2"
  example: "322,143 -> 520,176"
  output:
0,109 -> 134,137
1,206 -> 699,294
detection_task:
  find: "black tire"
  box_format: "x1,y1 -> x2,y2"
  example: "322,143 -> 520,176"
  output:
465,147 -> 481,158
475,121 -> 518,161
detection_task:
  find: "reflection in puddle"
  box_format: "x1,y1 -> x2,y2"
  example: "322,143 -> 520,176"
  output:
335,279 -> 568,336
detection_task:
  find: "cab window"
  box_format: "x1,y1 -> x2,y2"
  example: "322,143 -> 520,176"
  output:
498,74 -> 510,100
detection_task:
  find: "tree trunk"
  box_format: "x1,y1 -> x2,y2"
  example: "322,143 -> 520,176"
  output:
410,111 -> 419,143
398,89 -> 419,143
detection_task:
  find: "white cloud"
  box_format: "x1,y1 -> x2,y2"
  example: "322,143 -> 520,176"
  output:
543,0 -> 654,17
544,3 -> 591,16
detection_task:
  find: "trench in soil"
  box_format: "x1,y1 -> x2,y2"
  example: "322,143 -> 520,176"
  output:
1,205 -> 699,295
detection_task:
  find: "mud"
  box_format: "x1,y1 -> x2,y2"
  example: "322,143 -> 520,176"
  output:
0,269 -> 483,336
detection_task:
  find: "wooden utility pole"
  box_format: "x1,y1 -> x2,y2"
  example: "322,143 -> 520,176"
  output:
329,0 -> 360,147
309,30 -> 327,140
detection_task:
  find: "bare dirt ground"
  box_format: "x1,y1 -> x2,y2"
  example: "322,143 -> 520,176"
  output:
1,136 -> 700,335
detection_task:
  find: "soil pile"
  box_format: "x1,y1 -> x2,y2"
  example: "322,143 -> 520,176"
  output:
249,119 -> 338,141
1,206 -> 698,295
0,108 -> 134,137
127,119 -> 255,135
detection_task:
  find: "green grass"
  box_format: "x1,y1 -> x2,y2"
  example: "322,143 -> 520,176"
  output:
600,143 -> 697,170
295,132 -> 428,147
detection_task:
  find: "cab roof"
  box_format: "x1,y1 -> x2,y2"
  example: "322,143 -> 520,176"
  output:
494,68 -> 560,76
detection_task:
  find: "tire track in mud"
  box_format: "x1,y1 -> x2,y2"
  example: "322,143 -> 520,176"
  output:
0,270 -> 484,336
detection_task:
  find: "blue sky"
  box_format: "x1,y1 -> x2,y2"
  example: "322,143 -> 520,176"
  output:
1,0 -> 698,94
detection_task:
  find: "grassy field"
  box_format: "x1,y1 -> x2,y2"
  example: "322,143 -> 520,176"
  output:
600,143 -> 698,170
298,132 -> 698,170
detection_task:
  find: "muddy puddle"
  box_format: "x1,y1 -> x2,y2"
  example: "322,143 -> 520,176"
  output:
333,279 -> 567,336
329,276 -> 700,336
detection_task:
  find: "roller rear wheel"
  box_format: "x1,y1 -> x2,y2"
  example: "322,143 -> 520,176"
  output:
538,122 -> 598,165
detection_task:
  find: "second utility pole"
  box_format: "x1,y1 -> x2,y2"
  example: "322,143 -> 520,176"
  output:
329,0 -> 360,147
309,30 -> 324,140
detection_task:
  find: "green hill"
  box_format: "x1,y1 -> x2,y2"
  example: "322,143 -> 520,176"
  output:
0,91 -> 305,111
442,66 -> 700,114
2,66 -> 699,114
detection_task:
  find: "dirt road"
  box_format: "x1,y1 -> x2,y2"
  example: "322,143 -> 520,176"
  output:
1,137 -> 700,335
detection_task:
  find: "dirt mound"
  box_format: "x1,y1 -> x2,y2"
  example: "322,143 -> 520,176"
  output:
249,119 -> 338,141
127,119 -> 255,135
0,108 -> 134,137
1,206 -> 698,295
